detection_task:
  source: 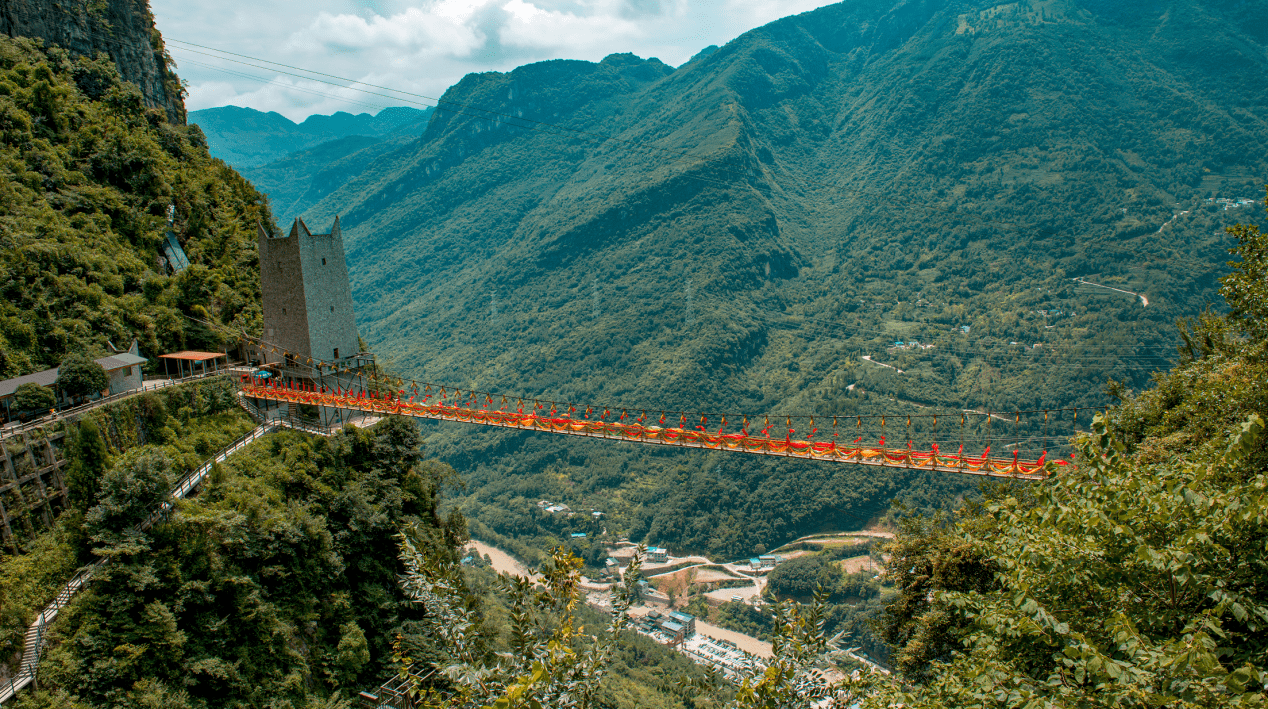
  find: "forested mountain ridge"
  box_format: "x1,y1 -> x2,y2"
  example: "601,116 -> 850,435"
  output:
292,0 -> 1268,558
0,35 -> 271,378
189,105 -> 434,169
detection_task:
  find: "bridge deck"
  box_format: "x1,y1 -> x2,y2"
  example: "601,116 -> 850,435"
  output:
240,384 -> 1057,480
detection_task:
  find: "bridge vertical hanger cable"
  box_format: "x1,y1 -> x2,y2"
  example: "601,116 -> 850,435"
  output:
1014,412 -> 1021,469
1043,410 -> 1049,460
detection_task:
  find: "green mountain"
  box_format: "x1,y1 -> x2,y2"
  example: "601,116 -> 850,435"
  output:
189,104 -> 433,168
238,132 -> 424,227
0,35 -> 271,377
291,0 -> 1267,558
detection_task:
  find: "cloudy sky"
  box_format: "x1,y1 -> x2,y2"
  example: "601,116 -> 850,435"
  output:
151,0 -> 838,122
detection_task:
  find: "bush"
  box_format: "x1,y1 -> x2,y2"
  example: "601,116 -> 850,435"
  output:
13,382 -> 55,414
57,353 -> 108,401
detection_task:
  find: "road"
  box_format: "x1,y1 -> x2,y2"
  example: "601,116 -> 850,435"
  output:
861,355 -> 904,374
705,564 -> 765,603
1074,277 -> 1148,307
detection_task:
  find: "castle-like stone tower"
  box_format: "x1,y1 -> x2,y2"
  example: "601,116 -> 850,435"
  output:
258,217 -> 359,364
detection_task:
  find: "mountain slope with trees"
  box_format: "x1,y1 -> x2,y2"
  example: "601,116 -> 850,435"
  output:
294,0 -> 1268,557
0,35 -> 272,378
870,191 -> 1268,709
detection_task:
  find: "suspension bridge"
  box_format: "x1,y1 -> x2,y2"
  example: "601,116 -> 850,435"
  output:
233,335 -> 1074,481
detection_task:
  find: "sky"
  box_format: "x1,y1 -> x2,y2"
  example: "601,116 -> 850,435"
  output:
151,0 -> 839,123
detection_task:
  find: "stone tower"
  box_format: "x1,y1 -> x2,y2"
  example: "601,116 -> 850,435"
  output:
258,217 -> 360,365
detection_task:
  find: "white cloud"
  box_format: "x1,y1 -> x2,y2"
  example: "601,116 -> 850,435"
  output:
299,7 -> 485,55
153,0 -> 841,122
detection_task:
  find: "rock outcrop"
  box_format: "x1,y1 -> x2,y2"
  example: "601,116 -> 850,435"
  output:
0,0 -> 184,123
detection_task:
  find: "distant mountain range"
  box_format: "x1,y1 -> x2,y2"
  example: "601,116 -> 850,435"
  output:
189,105 -> 433,168
202,0 -> 1267,557
189,105 -> 434,224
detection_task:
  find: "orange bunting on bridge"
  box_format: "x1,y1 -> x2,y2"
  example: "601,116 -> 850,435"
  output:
238,382 -> 1058,480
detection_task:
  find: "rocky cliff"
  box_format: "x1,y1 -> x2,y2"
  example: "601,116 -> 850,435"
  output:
0,0 -> 184,123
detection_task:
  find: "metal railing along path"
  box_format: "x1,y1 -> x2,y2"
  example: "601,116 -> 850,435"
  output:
0,420 -> 276,705
1,371 -> 230,443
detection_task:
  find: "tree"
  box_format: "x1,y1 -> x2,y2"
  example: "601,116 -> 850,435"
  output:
336,621 -> 370,683
84,448 -> 174,555
875,512 -> 996,681
731,592 -> 862,709
12,382 -> 55,414
393,539 -> 646,709
1220,187 -> 1268,343
868,414 -> 1268,709
58,353 -> 108,402
768,555 -> 844,599
66,417 -> 111,512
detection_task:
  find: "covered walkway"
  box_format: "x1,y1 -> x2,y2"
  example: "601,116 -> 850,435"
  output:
159,351 -> 228,379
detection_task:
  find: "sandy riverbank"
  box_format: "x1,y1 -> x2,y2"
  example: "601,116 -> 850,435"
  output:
470,540 -> 531,577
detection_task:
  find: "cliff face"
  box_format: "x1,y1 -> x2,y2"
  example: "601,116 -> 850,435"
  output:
0,0 -> 184,123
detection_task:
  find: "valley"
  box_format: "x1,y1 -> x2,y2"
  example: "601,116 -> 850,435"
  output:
0,0 -> 1265,706
275,0 -> 1265,564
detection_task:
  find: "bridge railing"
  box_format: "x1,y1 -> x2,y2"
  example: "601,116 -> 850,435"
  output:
357,669 -> 438,709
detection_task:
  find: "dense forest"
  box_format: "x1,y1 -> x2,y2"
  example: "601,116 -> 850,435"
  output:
3,390 -> 469,707
0,34 -> 270,376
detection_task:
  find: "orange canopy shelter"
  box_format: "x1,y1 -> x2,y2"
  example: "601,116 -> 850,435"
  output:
160,351 -> 227,379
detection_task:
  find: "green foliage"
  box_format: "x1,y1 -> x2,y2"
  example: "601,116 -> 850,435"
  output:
1220,189 -> 1268,343
56,353 -> 107,400
767,556 -> 843,600
0,381 -> 251,666
392,542 -> 646,708
730,593 -> 860,709
874,513 -> 996,681
0,515 -> 82,675
83,447 -> 173,552
12,381 -> 55,413
336,622 -> 371,681
28,417 -> 466,707
65,417 -> 110,511
0,36 -> 271,376
872,413 -> 1268,708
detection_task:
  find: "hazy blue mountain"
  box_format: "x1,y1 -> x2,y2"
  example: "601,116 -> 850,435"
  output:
240,133 -> 423,226
285,0 -> 1267,558
189,104 -> 433,168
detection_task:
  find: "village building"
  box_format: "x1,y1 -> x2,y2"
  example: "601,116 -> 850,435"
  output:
0,346 -> 147,423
